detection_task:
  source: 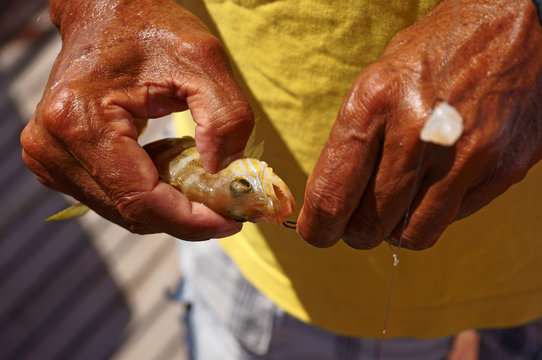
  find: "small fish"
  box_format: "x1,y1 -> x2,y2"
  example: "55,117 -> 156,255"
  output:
144,137 -> 296,227
48,137 -> 296,228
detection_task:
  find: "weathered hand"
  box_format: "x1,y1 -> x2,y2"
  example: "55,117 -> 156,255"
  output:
298,0 -> 542,250
20,0 -> 253,240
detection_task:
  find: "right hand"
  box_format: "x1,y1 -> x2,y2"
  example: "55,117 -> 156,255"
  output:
20,0 -> 254,240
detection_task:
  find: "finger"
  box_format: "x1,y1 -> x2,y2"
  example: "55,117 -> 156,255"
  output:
23,142 -> 239,240
180,38 -> 254,172
447,330 -> 480,360
341,140 -> 431,249
297,71 -> 387,247
455,163 -> 527,221
22,149 -> 68,193
79,110 -> 242,239
114,180 -> 242,240
23,141 -> 240,239
108,62 -> 254,173
342,142 -> 455,249
21,118 -> 105,197
190,82 -> 254,173
21,124 -> 128,226
22,148 -> 130,226
390,170 -> 468,250
36,95 -> 241,239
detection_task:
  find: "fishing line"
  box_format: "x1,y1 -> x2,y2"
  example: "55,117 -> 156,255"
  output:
377,1 -> 463,358
283,220 -> 297,229
378,143 -> 426,359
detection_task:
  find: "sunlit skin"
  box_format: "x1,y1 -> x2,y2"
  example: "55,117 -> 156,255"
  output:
18,1 -> 541,355
297,0 -> 542,250
20,0 -> 542,247
21,0 -> 254,240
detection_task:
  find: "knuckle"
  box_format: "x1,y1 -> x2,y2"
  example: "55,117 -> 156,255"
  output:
40,88 -> 81,138
34,174 -> 57,190
114,191 -> 153,233
41,90 -> 71,126
198,35 -> 225,57
21,113 -> 61,160
493,157 -> 529,185
20,121 -> 40,154
181,33 -> 226,64
21,149 -> 40,172
209,99 -> 253,132
208,105 -> 254,155
127,223 -> 152,236
22,151 -> 64,192
356,63 -> 392,99
496,167 -> 526,185
341,63 -> 392,121
195,34 -> 225,59
461,138 -> 528,189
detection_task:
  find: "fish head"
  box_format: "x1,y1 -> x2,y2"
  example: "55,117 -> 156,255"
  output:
223,158 -> 295,226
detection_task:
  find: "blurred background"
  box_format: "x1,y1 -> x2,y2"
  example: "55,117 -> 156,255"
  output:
0,1 -> 188,359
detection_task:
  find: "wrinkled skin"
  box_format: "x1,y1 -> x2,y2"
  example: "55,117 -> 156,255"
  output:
21,0 -> 254,240
21,0 -> 542,248
297,0 -> 542,249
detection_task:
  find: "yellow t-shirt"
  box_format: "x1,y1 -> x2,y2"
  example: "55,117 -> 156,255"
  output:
175,0 -> 542,338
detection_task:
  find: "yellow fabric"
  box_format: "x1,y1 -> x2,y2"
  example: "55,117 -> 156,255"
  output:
174,0 -> 542,338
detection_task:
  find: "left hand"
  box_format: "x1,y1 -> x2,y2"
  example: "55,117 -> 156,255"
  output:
20,0 -> 253,240
297,0 -> 542,250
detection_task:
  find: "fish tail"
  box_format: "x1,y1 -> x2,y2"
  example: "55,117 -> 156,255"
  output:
45,203 -> 90,221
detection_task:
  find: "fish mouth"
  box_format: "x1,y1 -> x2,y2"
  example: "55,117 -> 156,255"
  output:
263,169 -> 295,226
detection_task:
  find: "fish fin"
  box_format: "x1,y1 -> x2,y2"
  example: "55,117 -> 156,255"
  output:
46,203 -> 90,221
244,139 -> 265,159
244,118 -> 265,159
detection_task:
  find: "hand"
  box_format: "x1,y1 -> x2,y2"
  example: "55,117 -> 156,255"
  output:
447,330 -> 479,360
297,0 -> 542,250
20,0 -> 253,240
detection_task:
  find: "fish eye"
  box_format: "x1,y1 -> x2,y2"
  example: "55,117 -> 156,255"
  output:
230,178 -> 252,195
